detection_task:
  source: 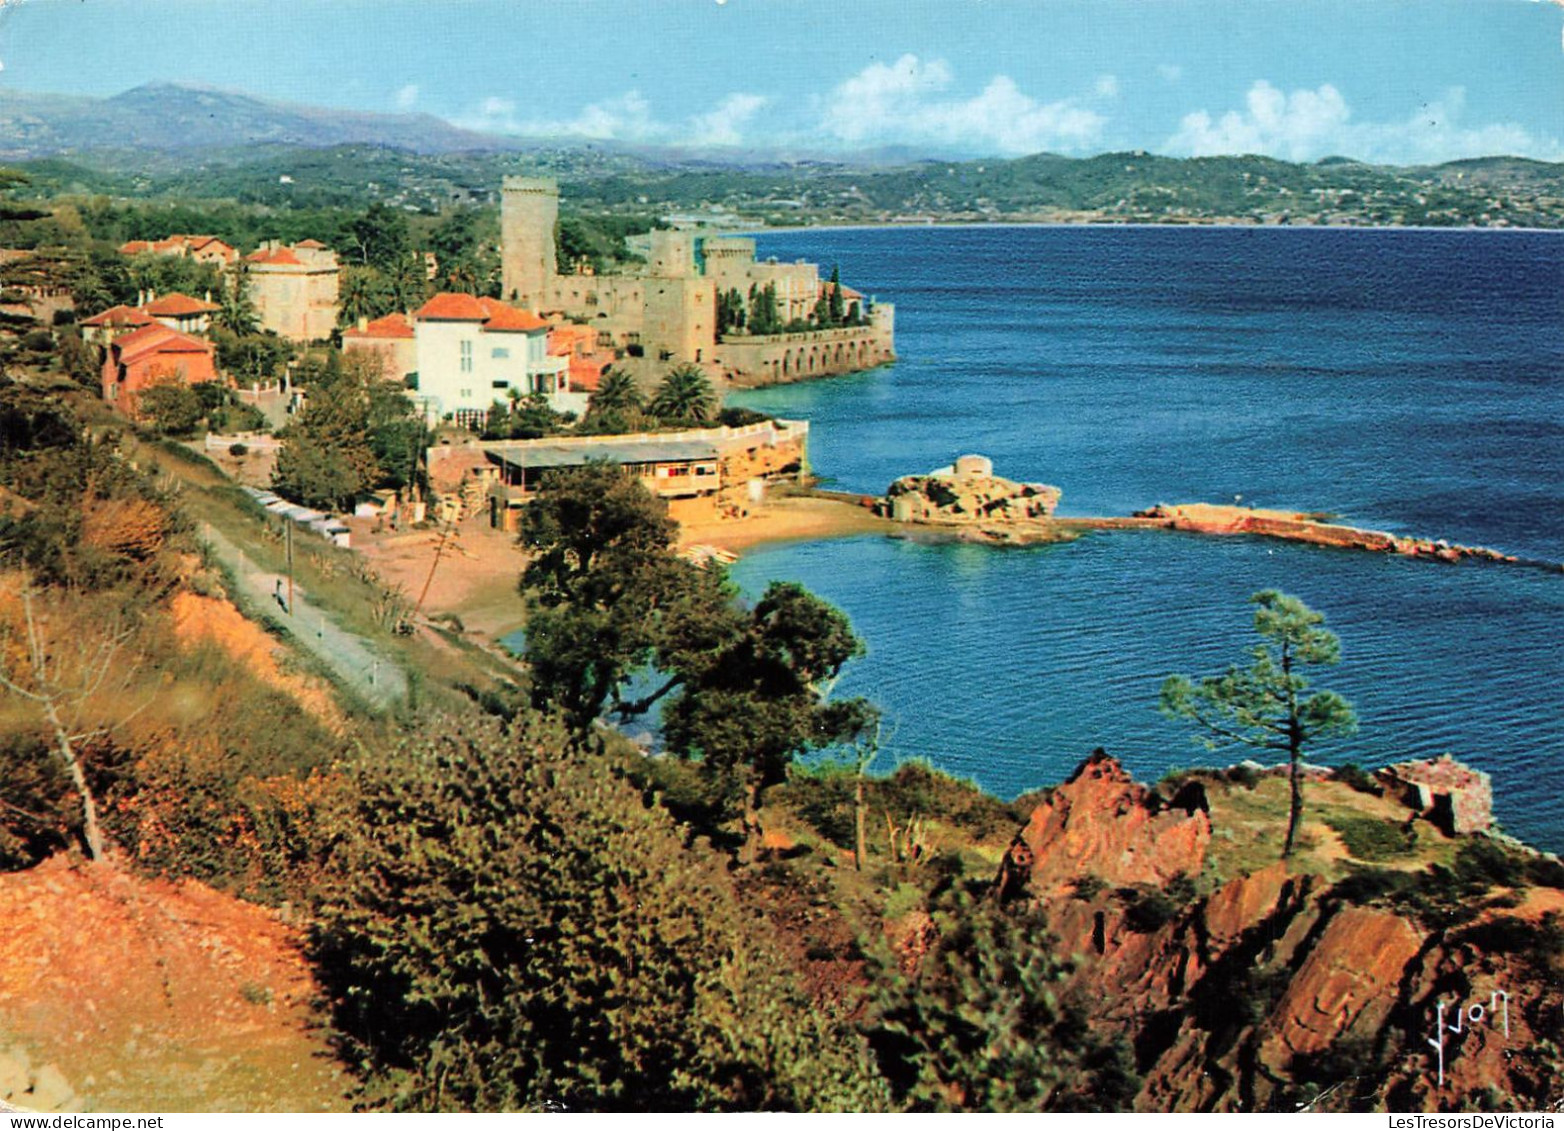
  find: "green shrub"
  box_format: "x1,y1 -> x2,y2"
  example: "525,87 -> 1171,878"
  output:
864,890 -> 1096,1111
1526,857 -> 1564,890
1329,763 -> 1383,796
312,711 -> 887,1112
1332,866 -> 1416,906
1324,814 -> 1414,862
1453,838 -> 1528,889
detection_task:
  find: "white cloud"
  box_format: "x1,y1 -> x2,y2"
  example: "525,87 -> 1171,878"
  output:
394,83 -> 419,110
819,53 -> 1105,155
1156,63 -> 1183,83
687,92 -> 768,147
1167,80 -> 1562,164
1094,74 -> 1120,99
457,89 -> 766,148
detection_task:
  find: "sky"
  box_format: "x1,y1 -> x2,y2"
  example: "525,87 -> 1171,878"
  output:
2,0 -> 1562,163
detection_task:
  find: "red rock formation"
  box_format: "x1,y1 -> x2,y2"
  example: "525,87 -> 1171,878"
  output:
996,749 -> 1210,900
982,753 -> 1564,1111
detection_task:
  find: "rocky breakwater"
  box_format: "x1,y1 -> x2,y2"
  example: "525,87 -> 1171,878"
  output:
1135,503 -> 1525,566
878,454 -> 1069,545
971,751 -> 1564,1111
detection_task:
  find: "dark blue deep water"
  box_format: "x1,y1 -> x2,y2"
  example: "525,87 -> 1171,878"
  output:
728,226 -> 1564,852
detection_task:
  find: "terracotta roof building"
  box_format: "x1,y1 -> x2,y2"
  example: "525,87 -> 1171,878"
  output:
79,304 -> 157,348
244,240 -> 340,342
101,323 -> 218,416
342,312 -> 418,382
118,235 -> 237,265
411,292 -> 569,425
144,291 -> 220,335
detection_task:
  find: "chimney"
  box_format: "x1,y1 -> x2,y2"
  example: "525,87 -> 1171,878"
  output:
358,315 -> 368,331
137,289 -> 145,308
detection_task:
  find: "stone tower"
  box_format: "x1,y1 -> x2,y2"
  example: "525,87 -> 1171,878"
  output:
500,176 -> 559,308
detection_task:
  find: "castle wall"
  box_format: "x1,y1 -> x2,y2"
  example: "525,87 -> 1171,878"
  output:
715,306 -> 896,386
642,276 -> 716,364
498,177 -> 893,383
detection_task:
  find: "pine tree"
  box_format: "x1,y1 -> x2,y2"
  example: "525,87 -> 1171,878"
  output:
1160,590 -> 1357,857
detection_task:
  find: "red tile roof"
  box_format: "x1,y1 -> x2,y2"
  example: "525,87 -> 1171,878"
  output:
478,298 -> 548,332
414,292 -> 490,322
119,240 -> 153,255
145,292 -> 220,317
343,312 -> 416,340
246,246 -> 304,267
295,239 -> 326,249
80,304 -> 156,328
111,324 -> 214,365
568,353 -> 613,393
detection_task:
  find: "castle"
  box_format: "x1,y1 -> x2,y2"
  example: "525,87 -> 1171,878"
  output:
499,177 -> 895,386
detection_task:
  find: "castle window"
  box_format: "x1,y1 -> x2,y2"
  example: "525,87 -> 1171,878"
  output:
492,347 -> 510,359
460,339 -> 473,373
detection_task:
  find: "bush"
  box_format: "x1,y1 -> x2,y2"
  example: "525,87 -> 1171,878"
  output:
1324,814 -> 1414,862
1332,866 -> 1416,906
312,712 -> 887,1112
1329,763 -> 1383,796
228,443 -> 248,458
20,328 -> 52,353
1225,763 -> 1262,790
1452,912 -> 1564,973
1526,857 -> 1564,890
1453,837 -> 1528,889
864,891 -> 1090,1111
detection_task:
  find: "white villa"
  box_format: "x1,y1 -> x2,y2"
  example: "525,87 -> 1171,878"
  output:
407,293 -> 574,425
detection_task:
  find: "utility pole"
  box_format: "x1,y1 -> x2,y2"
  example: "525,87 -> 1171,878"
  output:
285,520 -> 294,615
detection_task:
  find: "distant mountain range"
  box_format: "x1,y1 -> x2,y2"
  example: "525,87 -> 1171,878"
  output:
3,82 -> 1561,229
0,82 -> 937,169
0,82 -> 535,158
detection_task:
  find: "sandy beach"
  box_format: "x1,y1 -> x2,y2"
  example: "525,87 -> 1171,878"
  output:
676,494 -> 894,554
347,494 -> 893,640
347,514 -> 530,638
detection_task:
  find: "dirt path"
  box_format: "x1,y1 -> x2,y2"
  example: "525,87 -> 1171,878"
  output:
200,526 -> 407,711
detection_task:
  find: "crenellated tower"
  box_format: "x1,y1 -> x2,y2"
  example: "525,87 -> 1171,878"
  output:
500,176 -> 559,308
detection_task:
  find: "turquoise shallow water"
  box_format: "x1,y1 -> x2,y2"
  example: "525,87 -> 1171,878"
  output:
727,225 -> 1564,851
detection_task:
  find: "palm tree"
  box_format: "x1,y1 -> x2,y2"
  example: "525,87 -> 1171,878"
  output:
337,265 -> 391,328
588,367 -> 644,417
649,363 -> 718,424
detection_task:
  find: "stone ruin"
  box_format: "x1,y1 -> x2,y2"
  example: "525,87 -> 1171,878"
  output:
1377,753 -> 1494,835
881,453 -> 1062,525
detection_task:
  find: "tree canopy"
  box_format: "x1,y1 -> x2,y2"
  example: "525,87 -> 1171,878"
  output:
517,465 -> 875,854
1160,590 -> 1357,857
648,363 -> 717,424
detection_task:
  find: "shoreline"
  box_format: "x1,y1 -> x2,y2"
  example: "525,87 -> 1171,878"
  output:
348,493 -> 1554,658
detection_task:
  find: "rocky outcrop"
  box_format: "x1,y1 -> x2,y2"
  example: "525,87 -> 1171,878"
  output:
881,454 -> 1061,526
1133,503 -> 1523,565
981,753 -> 1564,1112
996,749 -> 1210,901
1379,754 -> 1494,835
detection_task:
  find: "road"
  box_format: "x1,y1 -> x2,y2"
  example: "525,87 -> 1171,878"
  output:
200,524 -> 408,711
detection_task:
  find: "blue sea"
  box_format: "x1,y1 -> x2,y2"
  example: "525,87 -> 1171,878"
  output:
726,225 -> 1564,852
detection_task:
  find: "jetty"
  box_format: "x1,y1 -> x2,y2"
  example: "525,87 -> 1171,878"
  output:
871,456 -> 1556,571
